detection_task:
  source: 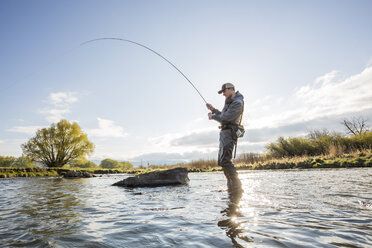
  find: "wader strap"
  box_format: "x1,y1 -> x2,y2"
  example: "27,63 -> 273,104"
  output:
233,141 -> 238,159
234,102 -> 244,159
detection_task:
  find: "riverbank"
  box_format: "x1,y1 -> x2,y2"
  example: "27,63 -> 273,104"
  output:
236,152 -> 372,170
0,167 -> 141,178
1,152 -> 371,178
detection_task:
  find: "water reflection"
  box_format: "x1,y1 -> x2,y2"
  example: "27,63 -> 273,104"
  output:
6,178 -> 87,247
218,181 -> 248,247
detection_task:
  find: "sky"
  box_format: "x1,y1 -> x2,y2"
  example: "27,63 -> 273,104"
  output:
0,0 -> 372,165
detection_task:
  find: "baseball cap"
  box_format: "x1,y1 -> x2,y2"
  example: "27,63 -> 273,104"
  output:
218,82 -> 235,94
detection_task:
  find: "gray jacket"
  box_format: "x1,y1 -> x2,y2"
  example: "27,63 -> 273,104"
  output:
212,91 -> 244,125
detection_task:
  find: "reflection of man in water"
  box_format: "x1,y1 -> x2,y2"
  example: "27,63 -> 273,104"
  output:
206,82 -> 244,195
218,191 -> 246,246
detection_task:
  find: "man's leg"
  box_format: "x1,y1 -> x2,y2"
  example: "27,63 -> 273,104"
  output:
218,130 -> 242,194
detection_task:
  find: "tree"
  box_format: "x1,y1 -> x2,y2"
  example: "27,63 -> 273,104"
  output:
100,158 -> 120,169
15,156 -> 38,167
119,161 -> 134,169
100,159 -> 133,169
0,156 -> 16,167
307,129 -> 330,139
22,120 -> 94,168
0,156 -> 37,167
69,158 -> 97,168
342,116 -> 370,136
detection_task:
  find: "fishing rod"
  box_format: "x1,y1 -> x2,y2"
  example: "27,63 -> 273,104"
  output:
80,38 -> 208,104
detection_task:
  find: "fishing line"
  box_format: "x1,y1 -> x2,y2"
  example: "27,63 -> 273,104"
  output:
80,38 -> 207,104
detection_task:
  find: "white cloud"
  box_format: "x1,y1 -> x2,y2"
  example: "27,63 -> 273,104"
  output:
245,66 -> 372,129
41,92 -> 78,123
48,92 -> 78,106
0,139 -> 4,144
0,139 -> 28,157
87,118 -> 128,138
129,150 -> 218,164
7,126 -> 44,135
40,108 -> 70,123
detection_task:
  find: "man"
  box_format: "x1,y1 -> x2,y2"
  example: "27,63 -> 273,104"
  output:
206,83 -> 244,195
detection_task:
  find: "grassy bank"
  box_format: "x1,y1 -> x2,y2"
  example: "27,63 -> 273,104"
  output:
0,167 -> 143,178
1,151 -> 371,178
236,151 -> 372,170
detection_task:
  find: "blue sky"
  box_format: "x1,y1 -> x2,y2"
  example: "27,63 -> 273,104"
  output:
1,0 -> 372,165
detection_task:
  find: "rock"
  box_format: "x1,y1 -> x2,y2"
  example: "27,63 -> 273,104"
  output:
358,200 -> 372,209
113,167 -> 189,187
63,170 -> 95,178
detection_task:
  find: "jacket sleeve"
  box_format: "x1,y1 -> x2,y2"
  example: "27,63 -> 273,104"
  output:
212,101 -> 242,124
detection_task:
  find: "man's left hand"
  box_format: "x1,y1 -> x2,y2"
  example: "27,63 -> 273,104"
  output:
208,113 -> 213,120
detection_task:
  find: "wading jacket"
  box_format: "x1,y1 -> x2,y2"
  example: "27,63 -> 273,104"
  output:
211,91 -> 244,127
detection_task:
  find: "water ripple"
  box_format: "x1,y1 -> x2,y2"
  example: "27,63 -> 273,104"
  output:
0,168 -> 371,247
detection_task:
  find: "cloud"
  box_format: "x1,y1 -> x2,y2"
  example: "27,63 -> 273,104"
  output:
0,139 -> 28,157
7,126 -> 44,135
40,108 -> 70,123
170,130 -> 217,147
130,150 -> 218,164
48,92 -> 78,106
87,118 -> 128,138
246,66 -> 372,129
41,92 -> 78,123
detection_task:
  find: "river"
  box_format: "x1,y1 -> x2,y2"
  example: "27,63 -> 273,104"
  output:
0,168 -> 371,247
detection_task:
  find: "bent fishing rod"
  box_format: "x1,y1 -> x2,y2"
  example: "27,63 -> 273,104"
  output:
80,37 -> 207,104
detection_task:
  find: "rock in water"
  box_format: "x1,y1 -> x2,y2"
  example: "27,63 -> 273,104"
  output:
113,167 -> 189,187
63,170 -> 95,178
358,200 -> 372,209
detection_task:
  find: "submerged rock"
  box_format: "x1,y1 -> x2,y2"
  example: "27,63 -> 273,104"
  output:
63,170 -> 95,178
113,167 -> 189,187
358,200 -> 372,209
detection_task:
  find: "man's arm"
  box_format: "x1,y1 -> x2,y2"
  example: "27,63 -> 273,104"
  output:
212,101 -> 242,123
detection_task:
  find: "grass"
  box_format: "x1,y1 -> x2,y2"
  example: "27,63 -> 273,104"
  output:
235,150 -> 372,170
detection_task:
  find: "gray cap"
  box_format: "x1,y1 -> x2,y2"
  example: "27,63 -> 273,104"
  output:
218,82 -> 235,94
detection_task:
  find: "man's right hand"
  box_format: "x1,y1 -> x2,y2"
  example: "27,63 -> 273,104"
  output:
206,103 -> 214,111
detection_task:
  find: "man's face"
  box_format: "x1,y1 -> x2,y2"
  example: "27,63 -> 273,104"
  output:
222,88 -> 234,98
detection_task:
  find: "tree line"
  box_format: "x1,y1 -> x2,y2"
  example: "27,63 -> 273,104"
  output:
0,155 -> 133,169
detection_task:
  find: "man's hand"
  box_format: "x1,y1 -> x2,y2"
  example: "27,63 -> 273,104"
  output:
208,112 -> 213,120
206,103 -> 214,111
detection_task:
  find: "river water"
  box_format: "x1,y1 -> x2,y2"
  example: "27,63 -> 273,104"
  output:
0,168 -> 371,247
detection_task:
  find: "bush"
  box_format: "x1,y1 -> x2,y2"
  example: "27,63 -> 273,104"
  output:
266,132 -> 372,158
0,156 -> 17,167
69,159 -> 98,168
100,159 -> 133,169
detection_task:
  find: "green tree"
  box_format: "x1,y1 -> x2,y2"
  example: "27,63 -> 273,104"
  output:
99,159 -> 133,169
0,156 -> 37,167
21,120 -> 95,168
100,158 -> 120,169
69,158 -> 97,168
0,156 -> 16,167
15,156 -> 38,167
119,161 -> 134,169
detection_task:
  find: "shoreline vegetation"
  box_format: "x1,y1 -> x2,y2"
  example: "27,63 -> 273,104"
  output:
1,124 -> 371,178
0,150 -> 371,178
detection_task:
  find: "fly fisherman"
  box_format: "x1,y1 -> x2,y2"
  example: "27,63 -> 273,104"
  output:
206,83 -> 244,195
